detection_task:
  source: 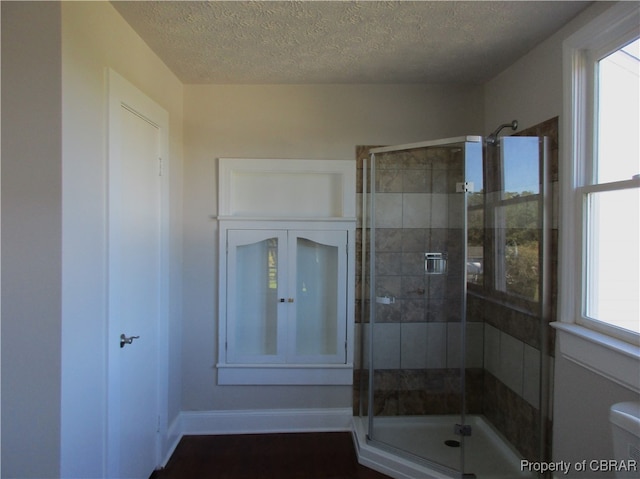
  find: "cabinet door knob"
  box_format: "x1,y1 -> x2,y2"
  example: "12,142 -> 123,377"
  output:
279,298 -> 285,303
288,298 -> 295,303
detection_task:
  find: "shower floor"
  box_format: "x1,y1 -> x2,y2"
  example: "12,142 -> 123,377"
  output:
353,415 -> 536,479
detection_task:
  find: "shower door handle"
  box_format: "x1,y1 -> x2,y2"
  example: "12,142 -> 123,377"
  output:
376,296 -> 396,305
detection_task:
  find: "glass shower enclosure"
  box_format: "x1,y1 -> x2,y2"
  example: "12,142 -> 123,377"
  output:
357,134 -> 550,478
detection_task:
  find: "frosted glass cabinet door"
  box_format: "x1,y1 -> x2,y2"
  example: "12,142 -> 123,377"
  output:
226,230 -> 287,363
289,230 -> 347,363
226,228 -> 348,366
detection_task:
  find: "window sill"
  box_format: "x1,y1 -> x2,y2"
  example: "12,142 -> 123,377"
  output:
216,363 -> 354,386
551,322 -> 640,393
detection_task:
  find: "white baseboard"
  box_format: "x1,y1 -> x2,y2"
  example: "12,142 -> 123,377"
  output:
179,407 -> 353,435
160,424 -> 183,469
160,407 -> 353,467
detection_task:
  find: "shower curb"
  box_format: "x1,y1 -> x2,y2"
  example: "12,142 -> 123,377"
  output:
351,417 -> 454,479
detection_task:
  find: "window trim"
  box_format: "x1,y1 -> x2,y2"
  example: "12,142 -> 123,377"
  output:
559,2 -> 640,347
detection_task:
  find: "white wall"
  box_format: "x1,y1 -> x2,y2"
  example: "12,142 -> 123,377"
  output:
553,356 -> 638,478
181,83 -> 484,412
1,3 -> 62,477
483,1 -> 639,469
484,2 -> 611,133
60,2 -> 183,477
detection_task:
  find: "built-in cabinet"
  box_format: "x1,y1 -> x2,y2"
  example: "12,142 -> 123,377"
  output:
226,228 -> 347,365
216,159 -> 356,385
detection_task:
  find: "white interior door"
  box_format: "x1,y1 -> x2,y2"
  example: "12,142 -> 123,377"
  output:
107,70 -> 169,479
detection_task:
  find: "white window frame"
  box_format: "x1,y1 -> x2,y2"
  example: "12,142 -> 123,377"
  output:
557,2 -> 640,392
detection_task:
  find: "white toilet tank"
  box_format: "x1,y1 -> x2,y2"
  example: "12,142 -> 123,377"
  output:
610,402 -> 640,479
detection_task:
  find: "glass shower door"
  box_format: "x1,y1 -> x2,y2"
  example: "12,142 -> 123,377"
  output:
359,132 -> 550,478
465,135 -> 550,479
365,137 -> 481,477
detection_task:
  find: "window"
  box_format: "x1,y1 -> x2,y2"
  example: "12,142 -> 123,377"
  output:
494,136 -> 543,301
562,3 -> 640,344
467,135 -> 547,308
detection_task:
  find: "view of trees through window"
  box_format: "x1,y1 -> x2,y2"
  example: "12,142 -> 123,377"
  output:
467,136 -> 543,303
499,197 -> 540,300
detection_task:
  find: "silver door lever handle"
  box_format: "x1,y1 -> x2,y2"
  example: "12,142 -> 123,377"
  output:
120,334 -> 140,348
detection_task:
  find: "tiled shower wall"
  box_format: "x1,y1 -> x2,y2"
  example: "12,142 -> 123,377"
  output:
353,144 -> 484,417
353,117 -> 558,461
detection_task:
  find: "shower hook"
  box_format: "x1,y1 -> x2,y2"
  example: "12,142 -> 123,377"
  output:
486,120 -> 518,145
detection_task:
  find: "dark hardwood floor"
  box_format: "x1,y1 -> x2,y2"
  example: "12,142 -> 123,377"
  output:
151,432 -> 392,479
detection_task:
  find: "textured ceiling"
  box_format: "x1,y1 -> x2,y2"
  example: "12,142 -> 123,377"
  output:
112,1 -> 591,84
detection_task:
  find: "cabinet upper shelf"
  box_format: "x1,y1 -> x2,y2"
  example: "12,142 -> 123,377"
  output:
218,158 -> 356,219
